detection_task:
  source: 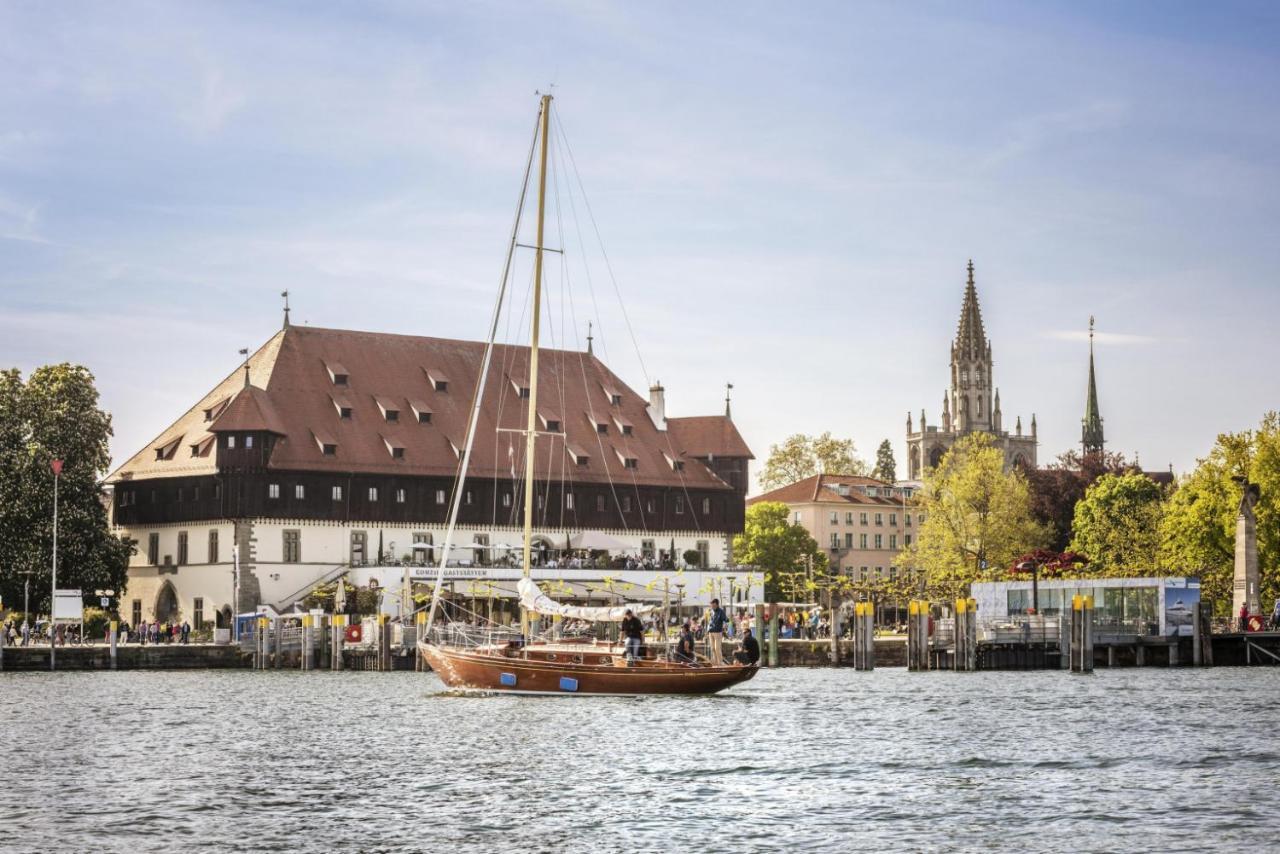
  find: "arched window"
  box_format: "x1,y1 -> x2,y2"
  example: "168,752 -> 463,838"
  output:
928,446 -> 945,468
154,581 -> 179,623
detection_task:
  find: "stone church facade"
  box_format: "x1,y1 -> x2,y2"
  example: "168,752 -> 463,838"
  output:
906,261 -> 1038,479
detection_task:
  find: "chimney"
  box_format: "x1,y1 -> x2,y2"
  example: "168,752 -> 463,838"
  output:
647,381 -> 666,430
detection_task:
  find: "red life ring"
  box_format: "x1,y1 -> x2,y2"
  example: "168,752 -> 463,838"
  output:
1247,615 -> 1265,633
345,624 -> 363,643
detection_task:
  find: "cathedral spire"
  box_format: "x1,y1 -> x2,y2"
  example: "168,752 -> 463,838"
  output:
955,259 -> 987,360
1082,315 -> 1105,455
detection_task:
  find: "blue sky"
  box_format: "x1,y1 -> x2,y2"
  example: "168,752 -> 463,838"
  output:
3,1 -> 1279,486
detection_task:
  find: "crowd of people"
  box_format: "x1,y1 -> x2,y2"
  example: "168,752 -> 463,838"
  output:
0,618 -> 195,646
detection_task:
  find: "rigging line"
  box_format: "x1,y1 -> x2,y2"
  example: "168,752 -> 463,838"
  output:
555,117 -> 706,537
554,113 -> 706,538
549,127 -> 629,535
425,101 -> 542,636
554,111 -> 650,381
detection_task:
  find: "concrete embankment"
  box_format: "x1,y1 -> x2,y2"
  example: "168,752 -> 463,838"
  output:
0,644 -> 250,671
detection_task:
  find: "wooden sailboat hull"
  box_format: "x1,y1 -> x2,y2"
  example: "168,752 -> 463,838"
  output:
419,642 -> 758,696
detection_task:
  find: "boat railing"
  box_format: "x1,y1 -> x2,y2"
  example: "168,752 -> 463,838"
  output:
426,622 -> 525,650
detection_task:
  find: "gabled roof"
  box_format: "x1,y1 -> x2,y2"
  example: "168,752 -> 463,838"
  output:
666,415 -> 754,459
109,324 -> 748,488
748,473 -> 905,507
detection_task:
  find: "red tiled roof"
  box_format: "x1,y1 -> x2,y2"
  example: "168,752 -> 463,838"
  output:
209,385 -> 287,435
666,415 -> 754,460
748,473 -> 904,506
109,325 -> 744,490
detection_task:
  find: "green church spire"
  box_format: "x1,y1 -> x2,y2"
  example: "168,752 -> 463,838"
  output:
1082,316 -> 1105,455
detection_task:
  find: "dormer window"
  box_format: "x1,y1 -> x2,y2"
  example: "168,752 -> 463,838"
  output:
446,437 -> 462,459
547,419 -> 561,432
613,416 -> 633,436
189,436 -> 215,458
153,436 -> 182,461
203,397 -> 230,422
509,376 -> 530,399
409,399 -> 432,424
663,453 -> 685,472
601,383 -> 622,406
587,412 -> 608,434
539,411 -> 561,433
613,447 -> 638,470
383,436 -> 405,460
375,395 -> 400,423
326,362 -> 349,387
313,430 -> 337,457
331,396 -> 352,420
426,369 -> 450,392
567,446 -> 589,466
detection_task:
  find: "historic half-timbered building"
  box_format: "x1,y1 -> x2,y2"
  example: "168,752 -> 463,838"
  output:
107,321 -> 753,627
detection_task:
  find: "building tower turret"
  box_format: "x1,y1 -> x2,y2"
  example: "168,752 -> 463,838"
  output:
1081,316 -> 1105,456
950,260 -> 994,433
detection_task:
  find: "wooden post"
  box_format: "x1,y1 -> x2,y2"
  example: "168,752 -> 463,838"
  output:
908,600 -> 922,671
109,620 -> 118,671
273,618 -> 283,669
767,609 -> 778,668
415,610 -> 427,672
301,615 -> 312,671
753,603 -> 765,662
379,614 -> 390,672
332,614 -> 344,671
853,601 -> 875,671
829,592 -> 841,665
953,598 -> 965,672
966,597 -> 978,671
254,617 -> 266,669
318,614 -> 329,671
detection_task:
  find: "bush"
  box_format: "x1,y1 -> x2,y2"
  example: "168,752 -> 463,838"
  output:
683,549 -> 701,568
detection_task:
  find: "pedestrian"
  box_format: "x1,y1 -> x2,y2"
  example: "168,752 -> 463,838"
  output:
181,621 -> 191,644
1239,602 -> 1250,632
733,627 -> 761,666
706,598 -> 727,666
620,609 -> 644,664
1271,599 -> 1280,631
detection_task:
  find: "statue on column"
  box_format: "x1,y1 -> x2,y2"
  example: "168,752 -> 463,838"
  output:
1232,477 -> 1261,629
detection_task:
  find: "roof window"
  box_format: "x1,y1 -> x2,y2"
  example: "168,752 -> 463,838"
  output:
375,395 -> 400,423
613,415 -> 634,436
154,436 -> 182,461
312,430 -> 338,457
409,398 -> 432,424
664,452 -> 685,472
509,376 -> 530,399
539,411 -> 561,433
601,383 -> 622,406
203,397 -> 230,422
383,436 -> 406,460
426,369 -> 450,392
326,362 -> 349,387
189,436 -> 216,458
613,447 -> 639,470
567,446 -> 590,466
331,395 -> 352,420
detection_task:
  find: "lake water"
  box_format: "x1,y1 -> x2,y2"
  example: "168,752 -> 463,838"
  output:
2,667 -> 1277,852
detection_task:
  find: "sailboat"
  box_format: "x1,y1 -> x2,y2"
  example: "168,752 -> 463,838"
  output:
416,94 -> 758,695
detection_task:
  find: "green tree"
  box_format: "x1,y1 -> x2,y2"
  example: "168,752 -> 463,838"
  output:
872,439 -> 897,483
733,501 -> 828,601
1160,412 -> 1280,614
1068,472 -> 1166,576
907,433 -> 1048,599
1025,450 -> 1134,551
760,432 -> 867,489
0,364 -> 133,613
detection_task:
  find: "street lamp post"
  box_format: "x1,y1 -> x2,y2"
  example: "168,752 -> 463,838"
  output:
1017,560 -> 1041,614
50,458 -> 62,671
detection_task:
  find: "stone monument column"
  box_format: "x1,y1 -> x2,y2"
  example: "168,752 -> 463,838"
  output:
1232,481 -> 1261,620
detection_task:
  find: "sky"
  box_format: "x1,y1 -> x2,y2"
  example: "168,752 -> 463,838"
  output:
3,1 -> 1279,490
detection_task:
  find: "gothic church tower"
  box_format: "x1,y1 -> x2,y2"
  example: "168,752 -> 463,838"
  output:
950,260 -> 995,434
1081,316 -> 1105,455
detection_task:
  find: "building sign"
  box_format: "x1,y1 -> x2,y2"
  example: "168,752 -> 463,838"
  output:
53,589 -> 83,623
1163,578 -> 1200,637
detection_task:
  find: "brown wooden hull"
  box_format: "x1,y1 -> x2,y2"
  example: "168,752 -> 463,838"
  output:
418,642 -> 758,695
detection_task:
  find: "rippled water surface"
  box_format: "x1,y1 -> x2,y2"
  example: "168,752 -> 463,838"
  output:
2,667 -> 1277,852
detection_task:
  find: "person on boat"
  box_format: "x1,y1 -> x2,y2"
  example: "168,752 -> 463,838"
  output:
674,621 -> 696,664
706,598 -> 727,665
734,627 -> 760,666
620,609 -> 645,664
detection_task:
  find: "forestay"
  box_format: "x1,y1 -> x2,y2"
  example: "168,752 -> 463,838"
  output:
517,578 -> 659,623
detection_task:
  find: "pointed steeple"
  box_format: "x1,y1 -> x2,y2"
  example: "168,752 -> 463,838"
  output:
725,382 -> 734,418
1081,316 -> 1104,455
281,290 -> 291,328
955,259 -> 988,360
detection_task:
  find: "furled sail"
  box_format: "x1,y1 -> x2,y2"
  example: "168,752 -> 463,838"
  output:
517,578 -> 659,623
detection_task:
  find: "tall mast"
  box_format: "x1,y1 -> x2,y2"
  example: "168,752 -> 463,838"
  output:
521,93 -> 553,638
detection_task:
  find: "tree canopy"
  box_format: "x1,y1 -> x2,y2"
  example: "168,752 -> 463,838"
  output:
0,364 -> 133,615
1025,450 -> 1133,551
732,501 -> 828,601
872,439 -> 897,483
1159,412 -> 1280,612
1068,472 -> 1166,576
759,432 -> 867,490
907,433 -> 1048,599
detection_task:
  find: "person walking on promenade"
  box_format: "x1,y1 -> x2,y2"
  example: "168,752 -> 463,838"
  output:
1239,602 -> 1250,632
20,618 -> 29,646
733,627 -> 760,665
181,621 -> 191,644
706,598 -> 727,665
620,609 -> 645,664
1271,599 -> 1280,631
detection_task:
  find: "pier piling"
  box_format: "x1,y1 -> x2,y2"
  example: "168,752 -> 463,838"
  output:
907,600 -> 930,671
109,620 -> 118,671
331,615 -> 344,671
767,609 -> 779,668
301,615 -> 312,671
853,601 -> 875,670
1070,595 -> 1094,673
